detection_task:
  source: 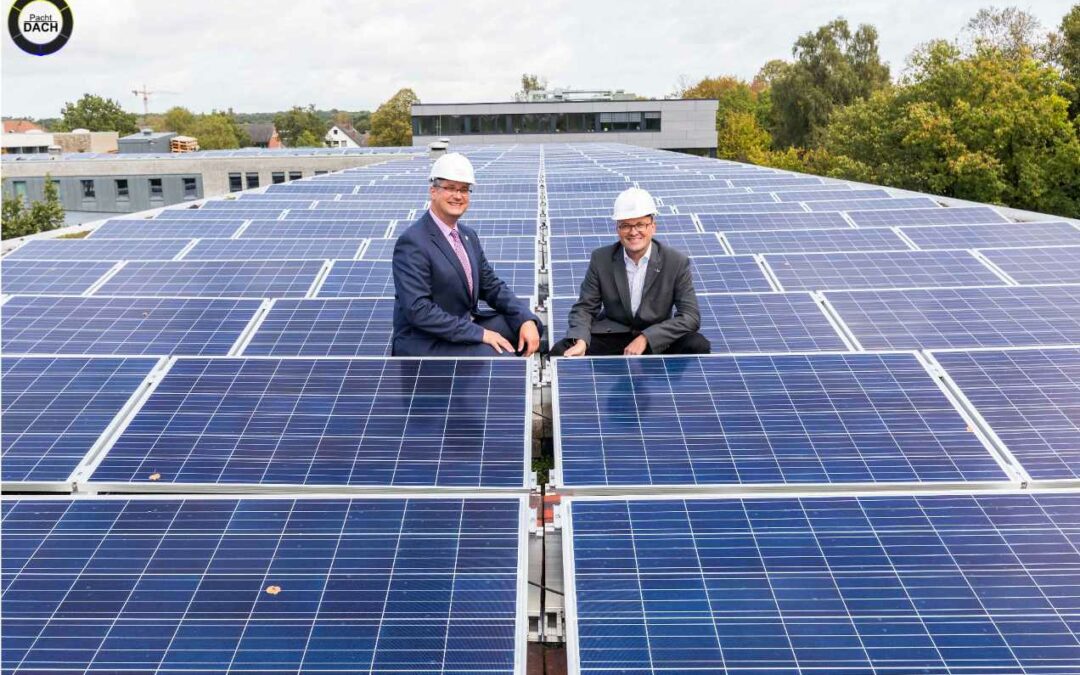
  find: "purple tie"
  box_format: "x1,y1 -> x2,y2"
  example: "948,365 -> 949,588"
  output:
449,229 -> 473,296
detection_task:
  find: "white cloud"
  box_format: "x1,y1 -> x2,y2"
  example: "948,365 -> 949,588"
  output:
1,0 -> 1070,119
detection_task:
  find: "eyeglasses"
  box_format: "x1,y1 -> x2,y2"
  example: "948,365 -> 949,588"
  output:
435,183 -> 473,196
617,221 -> 653,233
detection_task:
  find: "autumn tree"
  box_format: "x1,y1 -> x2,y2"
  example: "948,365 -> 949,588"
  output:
369,88 -> 420,147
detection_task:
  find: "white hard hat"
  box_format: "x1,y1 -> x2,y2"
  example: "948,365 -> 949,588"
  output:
612,187 -> 657,221
429,152 -> 476,185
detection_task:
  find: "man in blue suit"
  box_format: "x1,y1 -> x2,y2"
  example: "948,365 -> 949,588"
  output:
392,152 -> 541,357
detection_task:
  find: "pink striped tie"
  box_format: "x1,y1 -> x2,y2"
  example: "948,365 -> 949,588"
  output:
449,229 -> 473,296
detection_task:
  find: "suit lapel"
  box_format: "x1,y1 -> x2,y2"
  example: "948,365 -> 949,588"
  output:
460,226 -> 480,304
424,214 -> 472,301
639,242 -> 664,309
611,244 -> 632,318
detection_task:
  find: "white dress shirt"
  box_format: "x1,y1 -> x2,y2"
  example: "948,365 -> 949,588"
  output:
623,244 -> 652,316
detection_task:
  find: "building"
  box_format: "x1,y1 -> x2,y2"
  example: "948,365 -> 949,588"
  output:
515,87 -> 638,102
325,124 -> 365,148
1,131 -> 54,155
2,129 -> 120,156
412,99 -> 718,155
242,123 -> 282,149
118,129 -> 177,153
3,119 -> 43,134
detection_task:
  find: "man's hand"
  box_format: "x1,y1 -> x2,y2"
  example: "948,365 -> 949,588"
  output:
483,329 -> 515,354
624,335 -> 649,356
517,321 -> 540,357
563,339 -> 587,357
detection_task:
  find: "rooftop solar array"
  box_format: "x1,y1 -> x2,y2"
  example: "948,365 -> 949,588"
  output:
363,235 -> 537,262
90,218 -> 246,239
979,245 -> 1080,285
183,238 -> 365,261
1,260 -> 116,295
900,221 -> 1080,250
6,238 -> 193,261
243,298 -> 394,356
96,260 -> 323,298
766,250 -> 1007,291
550,255 -> 772,298
550,233 -> 726,261
724,227 -> 913,254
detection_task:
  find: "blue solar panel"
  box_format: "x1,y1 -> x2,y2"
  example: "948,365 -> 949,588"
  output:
932,347 -> 1080,481
807,197 -> 941,212
729,176 -> 825,188
549,292 -> 848,354
695,202 -> 810,217
979,246 -> 1080,285
241,218 -> 392,239
549,233 -> 725,261
662,193 -> 779,209
555,353 -> 1007,487
699,211 -> 849,232
549,214 -> 698,236
568,492 -> 1080,674
824,284 -> 1080,349
901,221 -> 1080,250
92,219 -> 245,239
1,296 -> 260,356
362,236 -> 536,262
318,261 -> 535,298
183,238 -> 364,261
286,208 -> 415,220
550,255 -> 772,297
2,356 -> 158,483
200,199 -> 315,210
6,238 -> 192,261
1,496 -> 523,673
95,260 -> 322,298
726,227 -> 912,254
157,208 -> 284,219
766,250 -> 1006,291
89,358 -> 529,488
849,206 -> 1009,227
774,188 -> 891,201
243,298 -> 393,356
453,218 -> 538,237
459,208 -> 537,221
1,260 -> 115,295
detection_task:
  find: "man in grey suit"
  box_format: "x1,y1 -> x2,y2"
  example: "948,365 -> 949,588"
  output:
551,187 -> 711,357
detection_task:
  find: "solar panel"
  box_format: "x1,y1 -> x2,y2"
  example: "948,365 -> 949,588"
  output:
979,245 -> 1080,285
183,238 -> 365,261
824,284 -> 1080,349
549,214 -> 698,236
1,296 -> 260,356
848,206 -> 1008,227
765,250 -> 1006,291
725,227 -> 912,254
549,233 -> 726,261
901,221 -> 1080,250
807,197 -> 941,212
200,199 -> 314,210
89,358 -> 530,489
362,236 -> 536,262
0,260 -> 115,295
286,208 -> 414,221
243,298 -> 394,356
550,255 -> 772,298
157,208 -> 284,220
662,193 -> 779,208
698,212 -> 849,232
6,238 -> 192,261
729,176 -> 825,188
548,292 -> 849,354
241,218 -> 392,239
92,219 -> 245,239
555,353 -> 1007,488
95,260 -> 322,299
453,218 -> 538,237
1,496 -> 524,672
694,202 -> 809,217
567,492 -> 1080,674
318,261 -> 535,299
931,347 -> 1080,481
774,188 -> 891,201
2,356 -> 158,484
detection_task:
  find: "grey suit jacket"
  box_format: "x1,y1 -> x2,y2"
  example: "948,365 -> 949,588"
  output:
564,239 -> 701,353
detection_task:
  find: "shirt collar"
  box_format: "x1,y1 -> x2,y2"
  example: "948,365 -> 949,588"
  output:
429,209 -> 457,237
623,243 -> 653,268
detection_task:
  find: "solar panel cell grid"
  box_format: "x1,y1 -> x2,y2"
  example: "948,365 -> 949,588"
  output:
6,238 -> 192,261
243,298 -> 394,356
550,255 -> 771,298
362,236 -> 536,262
901,221 -> 1080,250
549,233 -> 725,261
978,246 -> 1080,285
848,206 -> 1008,227
765,250 -> 1005,291
0,260 -> 116,295
89,358 -> 529,488
241,219 -> 392,239
807,197 -> 942,212
183,238 -> 365,261
95,260 -> 322,299
699,211 -> 848,232
725,227 -> 912,254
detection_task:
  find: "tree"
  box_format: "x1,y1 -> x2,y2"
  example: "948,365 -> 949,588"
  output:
716,111 -> 771,163
2,173 -> 65,239
1050,4 -> 1080,116
681,75 -> 774,152
961,6 -> 1044,59
519,73 -> 547,98
769,19 -> 891,148
186,113 -> 241,150
369,88 -> 420,147
352,110 -> 372,133
273,105 -> 328,147
56,94 -> 139,134
293,130 -> 324,147
162,106 -> 196,134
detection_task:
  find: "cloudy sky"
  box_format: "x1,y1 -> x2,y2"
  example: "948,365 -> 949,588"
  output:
2,0 -> 1071,119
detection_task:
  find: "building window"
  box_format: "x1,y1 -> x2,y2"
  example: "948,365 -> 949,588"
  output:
81,179 -> 96,199
246,172 -> 260,189
149,178 -> 163,200
183,177 -> 197,199
12,181 -> 28,199
115,179 -> 129,200
288,171 -> 302,182
229,173 -> 243,192
314,170 -> 328,175
412,111 -> 659,135
644,112 -> 661,131
271,172 -> 285,184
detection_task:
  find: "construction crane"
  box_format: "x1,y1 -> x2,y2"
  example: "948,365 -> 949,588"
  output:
131,84 -> 178,119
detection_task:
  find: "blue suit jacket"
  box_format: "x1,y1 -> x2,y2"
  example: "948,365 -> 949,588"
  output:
392,211 -> 539,355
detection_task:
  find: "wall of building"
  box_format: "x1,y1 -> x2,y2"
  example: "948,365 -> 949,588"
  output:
54,131 -> 119,154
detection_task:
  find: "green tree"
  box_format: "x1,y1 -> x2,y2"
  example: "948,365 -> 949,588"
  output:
961,6 -> 1045,59
351,110 -> 372,133
273,105 -> 328,147
293,129 -> 324,147
1051,4 -> 1080,116
369,88 -> 420,147
162,106 -> 196,134
681,75 -> 774,152
716,111 -> 771,163
56,94 -> 138,134
186,113 -> 241,150
519,73 -> 547,98
3,174 -> 65,239
769,19 -> 891,148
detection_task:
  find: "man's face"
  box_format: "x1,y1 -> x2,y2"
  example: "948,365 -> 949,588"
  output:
429,179 -> 471,223
617,215 -> 655,256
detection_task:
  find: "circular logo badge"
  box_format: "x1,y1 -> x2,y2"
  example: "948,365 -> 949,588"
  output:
8,0 -> 72,56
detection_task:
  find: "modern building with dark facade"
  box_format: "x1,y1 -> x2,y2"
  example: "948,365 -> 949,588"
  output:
412,99 -> 718,155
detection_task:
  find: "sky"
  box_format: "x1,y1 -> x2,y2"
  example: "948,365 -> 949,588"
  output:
1,0 -> 1072,119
